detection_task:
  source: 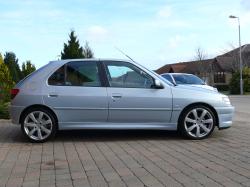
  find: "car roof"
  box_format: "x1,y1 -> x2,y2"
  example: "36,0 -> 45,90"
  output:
49,58 -> 133,65
161,73 -> 193,76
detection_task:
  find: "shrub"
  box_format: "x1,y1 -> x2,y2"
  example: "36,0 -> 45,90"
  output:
215,85 -> 229,92
0,62 -> 14,102
229,67 -> 250,94
0,102 -> 10,119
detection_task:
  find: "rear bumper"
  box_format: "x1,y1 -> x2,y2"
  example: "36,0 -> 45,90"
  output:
9,105 -> 24,125
215,106 -> 235,129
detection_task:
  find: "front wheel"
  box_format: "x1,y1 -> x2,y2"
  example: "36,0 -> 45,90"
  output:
179,105 -> 216,140
21,108 -> 57,143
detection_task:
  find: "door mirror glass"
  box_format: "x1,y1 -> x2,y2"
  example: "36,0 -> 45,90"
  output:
153,79 -> 164,89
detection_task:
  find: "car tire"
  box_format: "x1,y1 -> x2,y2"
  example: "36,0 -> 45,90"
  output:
179,105 -> 216,140
21,108 -> 57,143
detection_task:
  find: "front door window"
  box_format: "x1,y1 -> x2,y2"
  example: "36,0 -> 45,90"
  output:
104,61 -> 154,88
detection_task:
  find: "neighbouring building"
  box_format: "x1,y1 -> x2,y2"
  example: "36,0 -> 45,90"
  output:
156,44 -> 250,89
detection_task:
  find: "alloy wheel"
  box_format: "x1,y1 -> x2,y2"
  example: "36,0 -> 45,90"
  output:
23,111 -> 53,141
184,108 -> 214,138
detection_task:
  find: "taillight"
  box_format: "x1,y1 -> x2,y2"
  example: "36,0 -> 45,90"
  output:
11,89 -> 19,100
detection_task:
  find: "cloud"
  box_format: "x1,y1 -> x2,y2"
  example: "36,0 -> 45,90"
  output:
240,12 -> 250,27
157,5 -> 172,18
227,11 -> 250,28
155,33 -> 198,66
153,5 -> 190,28
167,34 -> 197,49
0,11 -> 21,19
241,0 -> 250,10
86,26 -> 109,42
119,1 -> 148,8
0,6 -> 64,25
168,35 -> 182,48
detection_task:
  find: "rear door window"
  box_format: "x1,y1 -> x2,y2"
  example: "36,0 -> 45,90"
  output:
48,61 -> 101,87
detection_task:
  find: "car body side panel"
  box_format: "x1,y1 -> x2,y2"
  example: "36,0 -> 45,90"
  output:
10,76 -> 45,124
9,105 -> 25,124
43,85 -> 109,128
170,86 -> 234,128
214,106 -> 234,129
107,87 -> 173,123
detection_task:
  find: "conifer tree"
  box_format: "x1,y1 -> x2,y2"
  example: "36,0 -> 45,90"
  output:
4,52 -> 22,82
61,31 -> 84,59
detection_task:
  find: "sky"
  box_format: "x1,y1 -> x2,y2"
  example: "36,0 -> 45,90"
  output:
0,0 -> 250,70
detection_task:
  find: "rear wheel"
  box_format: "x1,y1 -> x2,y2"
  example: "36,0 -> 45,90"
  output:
179,105 -> 216,139
21,108 -> 57,143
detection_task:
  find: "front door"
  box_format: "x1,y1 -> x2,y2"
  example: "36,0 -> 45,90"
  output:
103,61 -> 172,123
43,61 -> 108,128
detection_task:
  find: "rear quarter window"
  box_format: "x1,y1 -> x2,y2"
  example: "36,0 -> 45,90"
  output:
48,65 -> 65,86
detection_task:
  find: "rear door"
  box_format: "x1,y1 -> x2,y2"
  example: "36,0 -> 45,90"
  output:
103,61 -> 172,123
43,61 -> 108,127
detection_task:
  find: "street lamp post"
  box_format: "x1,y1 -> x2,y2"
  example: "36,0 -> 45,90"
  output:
229,15 -> 243,95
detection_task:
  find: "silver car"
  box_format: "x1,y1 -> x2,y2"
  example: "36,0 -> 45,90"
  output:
161,73 -> 218,91
10,59 -> 234,142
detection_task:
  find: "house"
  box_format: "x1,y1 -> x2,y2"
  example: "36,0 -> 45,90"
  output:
156,44 -> 250,88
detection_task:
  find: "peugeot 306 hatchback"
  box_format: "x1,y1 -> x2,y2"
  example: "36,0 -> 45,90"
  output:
10,59 -> 234,142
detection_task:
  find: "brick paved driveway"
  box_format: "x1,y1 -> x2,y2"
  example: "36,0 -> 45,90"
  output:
0,96 -> 250,187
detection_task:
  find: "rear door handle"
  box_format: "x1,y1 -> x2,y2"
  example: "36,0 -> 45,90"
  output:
49,93 -> 58,97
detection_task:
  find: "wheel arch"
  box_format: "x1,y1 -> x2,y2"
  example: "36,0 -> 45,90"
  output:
177,102 -> 219,130
19,104 -> 58,126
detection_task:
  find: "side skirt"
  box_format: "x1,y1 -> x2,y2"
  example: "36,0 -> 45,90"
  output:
58,122 -> 178,131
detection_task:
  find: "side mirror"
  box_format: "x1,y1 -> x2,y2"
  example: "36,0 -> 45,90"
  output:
153,79 -> 164,89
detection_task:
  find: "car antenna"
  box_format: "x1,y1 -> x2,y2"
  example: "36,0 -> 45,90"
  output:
115,46 -> 136,63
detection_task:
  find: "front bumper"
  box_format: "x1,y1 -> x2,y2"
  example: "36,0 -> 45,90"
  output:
9,105 -> 25,125
215,106 -> 235,129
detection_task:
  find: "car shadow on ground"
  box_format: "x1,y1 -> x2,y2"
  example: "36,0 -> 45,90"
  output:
4,123 -> 224,143
8,127 -> 185,143
53,129 -> 224,143
55,130 -> 183,142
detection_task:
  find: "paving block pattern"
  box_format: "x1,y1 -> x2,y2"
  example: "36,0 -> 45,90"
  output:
0,97 -> 249,187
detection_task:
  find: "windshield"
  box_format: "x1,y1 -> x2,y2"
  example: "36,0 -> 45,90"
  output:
161,74 -> 174,84
129,60 -> 174,86
172,74 -> 205,85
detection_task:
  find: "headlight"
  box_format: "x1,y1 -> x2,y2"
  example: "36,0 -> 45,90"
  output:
222,96 -> 231,105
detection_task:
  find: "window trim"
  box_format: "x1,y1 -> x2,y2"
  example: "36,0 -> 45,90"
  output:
47,60 -> 104,87
101,60 -> 155,89
162,74 -> 175,85
98,61 -> 109,87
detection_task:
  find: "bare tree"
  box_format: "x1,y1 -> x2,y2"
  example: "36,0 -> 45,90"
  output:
194,47 -> 211,79
195,47 -> 207,61
83,42 -> 94,58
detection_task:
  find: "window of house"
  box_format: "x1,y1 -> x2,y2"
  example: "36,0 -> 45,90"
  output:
214,72 -> 226,83
48,61 -> 101,87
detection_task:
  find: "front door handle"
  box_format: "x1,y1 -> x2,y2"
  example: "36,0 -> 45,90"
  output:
111,93 -> 122,101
